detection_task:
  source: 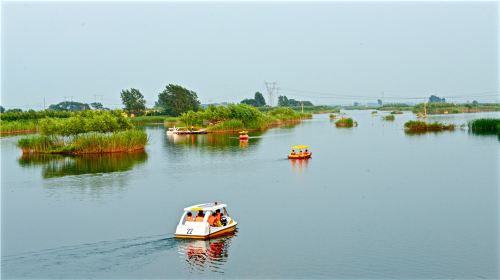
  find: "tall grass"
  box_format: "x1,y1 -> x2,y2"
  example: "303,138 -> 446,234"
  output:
17,130 -> 148,154
404,121 -> 455,133
383,115 -> 395,121
0,120 -> 38,135
468,118 -> 500,134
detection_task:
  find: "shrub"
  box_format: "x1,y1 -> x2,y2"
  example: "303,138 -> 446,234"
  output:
383,115 -> 395,121
335,118 -> 354,128
404,121 -> 455,133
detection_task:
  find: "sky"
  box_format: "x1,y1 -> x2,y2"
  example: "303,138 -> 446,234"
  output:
1,1 -> 498,110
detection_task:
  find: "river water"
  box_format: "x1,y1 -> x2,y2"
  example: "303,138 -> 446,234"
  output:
1,111 -> 498,278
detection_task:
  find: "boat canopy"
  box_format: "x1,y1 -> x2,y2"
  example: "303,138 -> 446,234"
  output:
183,203 -> 227,212
291,145 -> 309,150
239,131 -> 248,134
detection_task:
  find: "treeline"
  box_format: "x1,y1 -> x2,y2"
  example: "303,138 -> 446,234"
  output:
0,110 -> 73,121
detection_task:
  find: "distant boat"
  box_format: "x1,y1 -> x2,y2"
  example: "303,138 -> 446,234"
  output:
166,126 -> 207,135
239,131 -> 249,140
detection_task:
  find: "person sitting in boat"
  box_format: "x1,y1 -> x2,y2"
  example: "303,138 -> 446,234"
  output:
305,149 -> 309,155
298,150 -> 303,156
207,212 -> 217,226
214,209 -> 223,227
186,212 -> 194,222
290,149 -> 296,155
195,210 -> 204,222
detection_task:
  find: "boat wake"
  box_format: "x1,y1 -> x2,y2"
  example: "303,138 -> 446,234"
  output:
2,234 -> 178,278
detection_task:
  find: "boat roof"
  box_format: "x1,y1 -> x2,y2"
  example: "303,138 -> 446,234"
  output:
183,202 -> 227,212
291,145 -> 309,149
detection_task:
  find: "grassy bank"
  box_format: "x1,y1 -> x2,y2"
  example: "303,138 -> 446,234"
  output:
404,121 -> 455,133
259,105 -> 340,114
177,104 -> 311,132
18,130 -> 148,154
335,118 -> 355,128
468,118 -> 500,134
413,103 -> 500,115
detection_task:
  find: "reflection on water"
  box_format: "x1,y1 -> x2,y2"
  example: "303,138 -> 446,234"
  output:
290,158 -> 309,172
177,233 -> 235,274
18,152 -> 148,178
239,139 -> 249,149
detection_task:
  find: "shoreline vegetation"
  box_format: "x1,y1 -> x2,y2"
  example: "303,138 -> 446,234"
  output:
16,111 -> 148,155
174,104 -> 312,132
342,102 -> 500,115
404,120 -> 455,133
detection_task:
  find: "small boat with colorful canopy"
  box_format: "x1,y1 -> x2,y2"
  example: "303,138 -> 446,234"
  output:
175,202 -> 238,239
288,145 -> 312,159
239,131 -> 249,140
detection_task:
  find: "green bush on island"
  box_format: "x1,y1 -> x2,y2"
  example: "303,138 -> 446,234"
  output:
468,118 -> 500,134
335,118 -> 354,128
18,130 -> 147,154
383,115 -> 395,121
17,110 -> 147,154
329,113 -> 337,119
38,110 -> 132,136
390,111 -> 403,114
404,120 -> 455,133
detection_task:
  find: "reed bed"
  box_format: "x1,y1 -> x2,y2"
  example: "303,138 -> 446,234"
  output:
468,118 -> 500,134
18,130 -> 148,154
390,111 -> 404,115
329,114 -> 337,119
383,115 -> 395,121
335,118 -> 355,128
404,121 -> 455,133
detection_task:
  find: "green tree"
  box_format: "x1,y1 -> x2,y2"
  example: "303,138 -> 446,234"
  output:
254,92 -> 266,107
120,88 -> 146,115
278,95 -> 289,106
90,102 -> 104,110
0,106 -> 4,113
156,84 -> 200,116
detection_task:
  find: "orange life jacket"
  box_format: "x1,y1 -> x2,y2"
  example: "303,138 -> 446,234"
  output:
186,216 -> 194,222
215,213 -> 222,222
195,216 -> 204,222
208,216 -> 216,226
